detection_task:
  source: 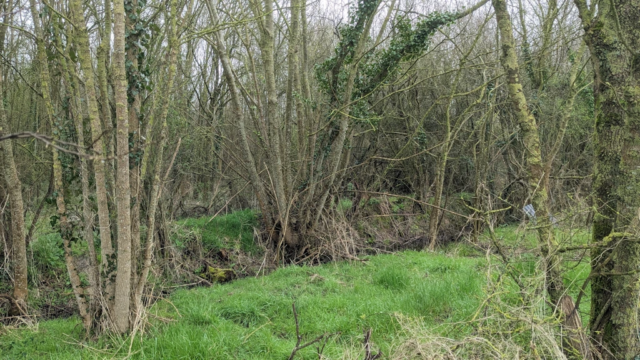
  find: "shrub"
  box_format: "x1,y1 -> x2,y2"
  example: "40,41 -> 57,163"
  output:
30,233 -> 65,276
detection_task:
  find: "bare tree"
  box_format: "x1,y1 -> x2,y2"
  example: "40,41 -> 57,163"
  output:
0,0 -> 27,315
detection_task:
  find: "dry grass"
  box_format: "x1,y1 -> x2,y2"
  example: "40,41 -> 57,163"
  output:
388,250 -> 572,360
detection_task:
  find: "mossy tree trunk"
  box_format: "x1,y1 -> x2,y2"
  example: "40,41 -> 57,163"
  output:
0,3 -> 28,314
134,0 -> 181,316
125,0 -> 142,310
52,20 -> 101,323
27,0 -> 92,331
491,0 -> 591,357
69,0 -> 117,324
573,0 -> 640,357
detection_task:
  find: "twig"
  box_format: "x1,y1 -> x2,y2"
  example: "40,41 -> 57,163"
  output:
356,190 -> 475,220
206,181 -> 250,225
0,132 -> 96,158
289,303 -> 328,360
26,171 -> 53,245
363,328 -> 382,360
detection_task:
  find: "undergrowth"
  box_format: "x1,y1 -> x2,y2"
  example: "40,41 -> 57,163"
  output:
173,209 -> 259,254
1,251 -> 485,359
1,218 -> 593,359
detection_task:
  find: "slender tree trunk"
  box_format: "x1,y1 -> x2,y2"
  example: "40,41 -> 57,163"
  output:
113,0 -> 133,333
285,0 -> 301,194
0,0 -> 26,315
542,45 -> 586,192
126,0 -> 142,308
256,0 -> 288,225
428,154 -> 446,250
54,24 -> 100,317
491,0 -> 591,357
311,0 -> 380,230
98,0 -> 116,197
28,0 -> 92,330
134,0 -> 180,314
0,47 -> 27,316
205,0 -> 270,225
69,0 -> 116,315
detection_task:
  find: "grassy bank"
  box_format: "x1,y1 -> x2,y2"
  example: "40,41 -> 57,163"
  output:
1,217 -> 592,359
2,250 -> 486,359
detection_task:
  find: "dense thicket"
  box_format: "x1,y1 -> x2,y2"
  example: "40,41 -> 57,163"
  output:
1,0 -> 639,357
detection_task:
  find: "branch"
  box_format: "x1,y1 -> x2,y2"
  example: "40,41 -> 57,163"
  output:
42,1 -> 76,28
0,131 -> 93,154
455,0 -> 490,19
356,190 -> 475,220
0,132 -> 128,160
288,303 -> 329,360
0,54 -> 43,97
556,232 -> 636,253
363,328 -> 382,360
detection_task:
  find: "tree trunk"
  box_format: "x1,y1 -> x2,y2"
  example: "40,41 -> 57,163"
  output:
491,0 -> 591,357
428,155 -> 446,250
134,0 -> 180,315
28,0 -> 92,329
205,0 -> 270,224
126,0 -> 142,310
113,0 -> 133,333
69,0 -> 116,314
54,23 -> 100,320
573,0 -> 640,357
0,43 -> 27,316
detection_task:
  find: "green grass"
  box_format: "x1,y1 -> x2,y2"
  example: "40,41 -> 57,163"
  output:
491,223 -> 591,249
1,223 -> 595,359
174,209 -> 259,254
1,251 -> 486,359
489,224 -> 592,324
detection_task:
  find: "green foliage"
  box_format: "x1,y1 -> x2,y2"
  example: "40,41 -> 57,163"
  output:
124,0 -> 153,103
30,232 -> 65,275
356,12 -> 457,96
175,209 -> 259,253
336,198 -> 353,213
316,1 -> 456,113
312,2 -> 458,169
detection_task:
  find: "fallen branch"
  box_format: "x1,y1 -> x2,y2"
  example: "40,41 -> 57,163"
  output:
363,328 -> 382,360
288,303 -> 329,360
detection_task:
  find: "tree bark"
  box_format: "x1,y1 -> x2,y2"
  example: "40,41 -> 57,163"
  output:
0,18 -> 27,314
54,22 -> 100,321
134,0 -> 180,315
491,0 -> 591,357
126,0 -> 142,310
113,0 -> 133,334
205,0 -> 270,224
69,0 -> 116,313
573,0 -> 640,357
28,0 -> 92,331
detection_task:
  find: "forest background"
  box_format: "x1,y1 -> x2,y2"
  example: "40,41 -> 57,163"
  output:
1,0 -> 639,357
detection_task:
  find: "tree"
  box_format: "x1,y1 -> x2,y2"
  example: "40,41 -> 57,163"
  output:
491,0 -> 590,357
0,0 -> 28,315
573,0 -> 640,357
204,0 -> 490,260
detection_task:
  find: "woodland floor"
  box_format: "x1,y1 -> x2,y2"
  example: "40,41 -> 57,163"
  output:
0,213 -> 592,359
